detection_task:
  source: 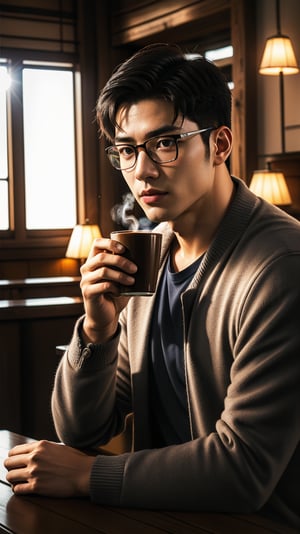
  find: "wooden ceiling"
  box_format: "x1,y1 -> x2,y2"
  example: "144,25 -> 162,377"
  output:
110,0 -> 231,50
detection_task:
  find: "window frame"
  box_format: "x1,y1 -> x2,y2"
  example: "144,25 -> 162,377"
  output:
0,49 -> 84,259
0,60 -> 10,232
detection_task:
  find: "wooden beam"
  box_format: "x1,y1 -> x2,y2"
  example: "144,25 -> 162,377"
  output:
111,0 -> 230,46
231,0 -> 257,182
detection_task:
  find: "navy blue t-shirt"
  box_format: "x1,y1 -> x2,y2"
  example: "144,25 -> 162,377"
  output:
150,252 -> 202,447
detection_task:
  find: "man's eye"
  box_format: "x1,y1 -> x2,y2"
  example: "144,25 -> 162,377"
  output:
118,146 -> 135,158
156,137 -> 176,150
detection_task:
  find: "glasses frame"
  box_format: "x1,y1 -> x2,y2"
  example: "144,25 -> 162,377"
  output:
105,127 -> 215,171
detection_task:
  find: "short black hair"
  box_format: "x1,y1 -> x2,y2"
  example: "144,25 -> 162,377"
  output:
96,43 -> 232,147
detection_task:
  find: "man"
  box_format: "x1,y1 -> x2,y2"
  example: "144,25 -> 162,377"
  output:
4,44 -> 300,529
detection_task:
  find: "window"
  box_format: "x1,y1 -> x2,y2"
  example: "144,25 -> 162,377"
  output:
0,58 -> 81,241
185,45 -> 233,90
0,0 -> 81,254
0,62 -> 9,230
205,45 -> 234,90
22,65 -> 77,229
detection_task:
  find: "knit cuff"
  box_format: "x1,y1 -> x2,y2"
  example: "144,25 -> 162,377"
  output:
67,315 -> 121,370
90,453 -> 129,506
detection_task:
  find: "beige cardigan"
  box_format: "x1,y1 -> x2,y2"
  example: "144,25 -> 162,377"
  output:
52,178 -> 300,529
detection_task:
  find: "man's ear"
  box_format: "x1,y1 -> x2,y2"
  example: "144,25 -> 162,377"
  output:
212,126 -> 232,165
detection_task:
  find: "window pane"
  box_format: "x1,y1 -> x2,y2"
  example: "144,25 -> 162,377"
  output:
0,65 -> 9,230
0,66 -> 8,179
205,45 -> 233,62
0,181 -> 9,230
23,68 -> 77,229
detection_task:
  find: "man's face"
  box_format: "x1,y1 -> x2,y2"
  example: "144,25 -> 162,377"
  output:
115,99 -> 215,227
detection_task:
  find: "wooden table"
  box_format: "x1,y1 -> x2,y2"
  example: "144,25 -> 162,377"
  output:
0,430 -> 297,534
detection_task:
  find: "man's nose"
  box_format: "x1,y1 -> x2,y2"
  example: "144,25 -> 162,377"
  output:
134,148 -> 160,180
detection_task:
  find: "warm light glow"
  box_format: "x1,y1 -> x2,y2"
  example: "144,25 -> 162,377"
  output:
249,170 -> 292,205
66,224 -> 102,259
259,35 -> 299,75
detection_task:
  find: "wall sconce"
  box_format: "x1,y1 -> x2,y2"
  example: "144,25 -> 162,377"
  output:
259,0 -> 299,152
249,169 -> 292,206
66,221 -> 102,262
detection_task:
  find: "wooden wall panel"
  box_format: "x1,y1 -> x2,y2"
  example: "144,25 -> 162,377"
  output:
0,298 -> 83,440
0,322 -> 22,432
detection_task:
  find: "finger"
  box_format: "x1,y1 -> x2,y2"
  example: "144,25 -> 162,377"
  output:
12,481 -> 33,495
81,272 -> 135,300
4,453 -> 28,470
82,251 -> 137,283
87,237 -> 125,260
6,465 -> 28,484
81,254 -> 137,290
90,251 -> 136,273
7,441 -> 37,457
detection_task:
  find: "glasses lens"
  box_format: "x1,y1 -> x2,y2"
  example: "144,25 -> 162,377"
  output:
147,136 -> 178,164
107,145 -> 137,170
106,148 -> 121,169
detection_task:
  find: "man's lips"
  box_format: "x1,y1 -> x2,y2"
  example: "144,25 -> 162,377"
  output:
140,189 -> 167,203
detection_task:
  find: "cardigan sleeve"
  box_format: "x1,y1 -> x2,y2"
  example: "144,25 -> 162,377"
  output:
51,317 -> 132,449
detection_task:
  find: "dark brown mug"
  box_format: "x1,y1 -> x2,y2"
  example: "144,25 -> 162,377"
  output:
110,230 -> 162,296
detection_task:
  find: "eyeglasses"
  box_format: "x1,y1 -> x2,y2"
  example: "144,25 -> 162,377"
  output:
105,127 -> 215,171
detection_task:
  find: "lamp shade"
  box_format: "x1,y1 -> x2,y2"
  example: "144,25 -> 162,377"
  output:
259,35 -> 299,75
66,223 -> 102,259
249,170 -> 292,206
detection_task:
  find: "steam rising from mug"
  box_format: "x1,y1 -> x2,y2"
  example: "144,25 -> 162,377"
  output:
111,193 -> 139,231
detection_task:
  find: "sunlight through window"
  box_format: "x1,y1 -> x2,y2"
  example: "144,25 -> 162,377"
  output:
23,67 -> 77,229
0,65 -> 9,230
205,46 -> 233,62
